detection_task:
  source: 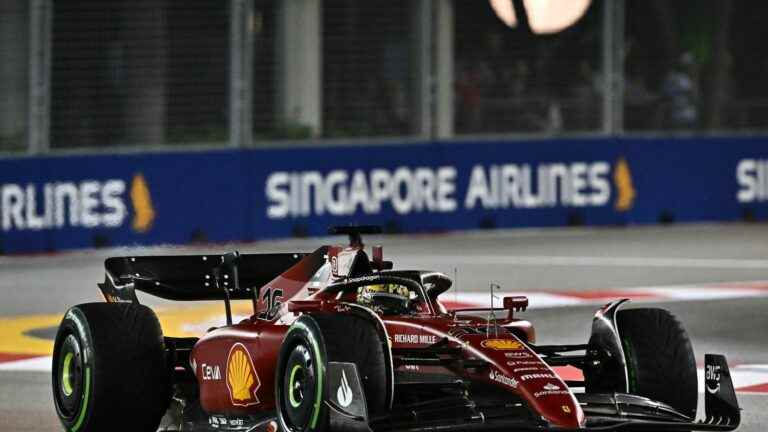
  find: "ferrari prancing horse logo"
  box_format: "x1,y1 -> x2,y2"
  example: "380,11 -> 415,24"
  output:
226,343 -> 261,407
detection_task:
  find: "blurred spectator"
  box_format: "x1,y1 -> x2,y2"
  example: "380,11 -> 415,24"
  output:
661,52 -> 699,129
455,61 -> 484,133
509,59 -> 548,132
568,61 -> 601,130
624,68 -> 660,130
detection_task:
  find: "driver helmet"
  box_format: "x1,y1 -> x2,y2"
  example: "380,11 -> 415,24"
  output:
357,283 -> 410,314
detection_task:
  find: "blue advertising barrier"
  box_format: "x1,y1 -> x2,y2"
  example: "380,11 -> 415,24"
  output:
1,136 -> 767,254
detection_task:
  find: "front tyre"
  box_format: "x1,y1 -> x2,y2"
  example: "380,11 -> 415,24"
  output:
52,303 -> 171,431
276,313 -> 388,432
618,308 -> 698,418
276,316 -> 329,432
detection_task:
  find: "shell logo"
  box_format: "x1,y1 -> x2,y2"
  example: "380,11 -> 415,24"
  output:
226,343 -> 261,407
481,339 -> 524,351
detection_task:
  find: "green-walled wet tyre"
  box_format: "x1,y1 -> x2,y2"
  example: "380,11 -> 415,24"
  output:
617,308 -> 698,419
52,303 -> 171,432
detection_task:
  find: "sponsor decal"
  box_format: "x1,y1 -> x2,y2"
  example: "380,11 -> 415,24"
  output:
562,405 -> 572,414
0,173 -> 156,233
266,167 -> 458,218
202,363 -> 222,381
130,173 -> 156,232
737,159 -> 768,203
330,256 -> 338,275
506,359 -> 540,366
394,334 -> 438,345
520,373 -> 557,381
464,162 -> 612,210
102,293 -> 123,303
482,339 -> 524,351
505,351 -> 533,359
226,343 -> 261,407
265,159 -> 633,219
209,416 -> 245,428
613,157 -> 635,211
513,366 -> 548,372
706,364 -> 722,394
334,304 -> 351,313
533,382 -> 570,398
337,370 -> 353,408
489,369 -> 518,388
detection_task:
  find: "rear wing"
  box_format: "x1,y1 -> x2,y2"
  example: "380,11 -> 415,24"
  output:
98,252 -> 310,302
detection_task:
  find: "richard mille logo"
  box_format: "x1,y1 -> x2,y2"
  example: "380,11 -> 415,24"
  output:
337,370 -> 353,407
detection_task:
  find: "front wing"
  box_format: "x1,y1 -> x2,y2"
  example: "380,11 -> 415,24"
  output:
371,354 -> 740,432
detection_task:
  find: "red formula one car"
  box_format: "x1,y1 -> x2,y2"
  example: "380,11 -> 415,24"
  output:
52,226 -> 741,432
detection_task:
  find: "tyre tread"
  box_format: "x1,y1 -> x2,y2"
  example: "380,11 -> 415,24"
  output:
618,308 -> 697,418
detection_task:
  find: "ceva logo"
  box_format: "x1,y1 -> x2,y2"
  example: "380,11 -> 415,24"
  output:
0,173 -> 156,233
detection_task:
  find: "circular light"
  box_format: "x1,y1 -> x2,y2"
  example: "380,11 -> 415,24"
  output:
489,0 -> 517,27
489,0 -> 592,34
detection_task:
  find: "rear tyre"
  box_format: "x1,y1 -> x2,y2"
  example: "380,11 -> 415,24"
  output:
52,303 -> 171,431
617,308 -> 698,418
276,313 -> 388,432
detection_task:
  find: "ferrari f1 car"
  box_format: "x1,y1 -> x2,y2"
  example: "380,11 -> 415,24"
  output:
52,226 -> 741,431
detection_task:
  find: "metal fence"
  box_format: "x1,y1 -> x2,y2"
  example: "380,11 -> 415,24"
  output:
1,0 -> 767,154
0,1 -> 29,152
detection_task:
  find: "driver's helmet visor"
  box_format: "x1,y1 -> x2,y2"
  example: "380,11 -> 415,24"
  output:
357,283 -> 413,313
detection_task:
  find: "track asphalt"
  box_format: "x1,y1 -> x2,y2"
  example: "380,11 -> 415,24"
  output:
1,223 -> 766,431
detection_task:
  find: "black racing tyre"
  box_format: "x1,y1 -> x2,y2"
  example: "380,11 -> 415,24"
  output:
52,303 -> 171,432
276,313 -> 388,432
617,308 -> 698,418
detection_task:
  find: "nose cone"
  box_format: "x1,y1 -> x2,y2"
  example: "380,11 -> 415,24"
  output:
472,337 -> 585,428
521,379 -> 585,429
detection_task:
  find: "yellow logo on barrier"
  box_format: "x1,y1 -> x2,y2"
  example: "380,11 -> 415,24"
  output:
226,343 -> 260,406
130,173 -> 156,233
481,339 -> 524,351
613,157 -> 636,212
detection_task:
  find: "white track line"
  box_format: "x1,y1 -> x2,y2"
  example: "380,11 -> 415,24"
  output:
0,356 -> 51,372
441,285 -> 768,310
404,255 -> 768,269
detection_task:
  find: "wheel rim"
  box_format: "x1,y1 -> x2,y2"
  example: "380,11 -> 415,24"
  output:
55,334 -> 84,419
288,364 -> 306,408
61,352 -> 75,396
282,343 -> 316,429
